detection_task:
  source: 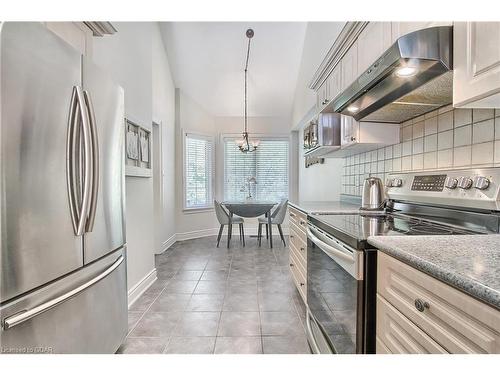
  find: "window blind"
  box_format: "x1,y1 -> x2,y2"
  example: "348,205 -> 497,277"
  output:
184,133 -> 214,209
224,139 -> 289,201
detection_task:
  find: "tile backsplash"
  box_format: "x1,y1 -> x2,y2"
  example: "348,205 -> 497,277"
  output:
341,106 -> 500,197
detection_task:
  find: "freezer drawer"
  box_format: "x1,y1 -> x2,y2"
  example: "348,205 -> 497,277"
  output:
0,248 -> 127,354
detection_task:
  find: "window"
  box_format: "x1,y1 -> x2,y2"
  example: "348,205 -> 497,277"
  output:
224,138 -> 289,201
184,132 -> 214,209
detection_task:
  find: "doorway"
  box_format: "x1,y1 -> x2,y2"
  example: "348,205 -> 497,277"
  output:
152,121 -> 163,254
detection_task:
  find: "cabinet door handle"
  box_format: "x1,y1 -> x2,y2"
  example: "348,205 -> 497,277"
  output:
300,247 -> 305,252
290,213 -> 296,218
300,282 -> 305,287
290,263 -> 294,267
300,220 -> 306,225
414,298 -> 430,312
290,235 -> 294,239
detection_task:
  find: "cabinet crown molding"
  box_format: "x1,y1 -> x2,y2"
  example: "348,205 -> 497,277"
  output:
309,21 -> 368,91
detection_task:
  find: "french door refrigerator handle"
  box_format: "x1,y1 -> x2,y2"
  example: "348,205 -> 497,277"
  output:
2,255 -> 124,330
83,90 -> 99,232
66,86 -> 80,234
74,86 -> 93,236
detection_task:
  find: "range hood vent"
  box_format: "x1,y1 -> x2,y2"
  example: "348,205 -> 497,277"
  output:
330,26 -> 453,123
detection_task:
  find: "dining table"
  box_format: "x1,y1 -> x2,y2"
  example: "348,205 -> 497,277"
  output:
222,200 -> 277,248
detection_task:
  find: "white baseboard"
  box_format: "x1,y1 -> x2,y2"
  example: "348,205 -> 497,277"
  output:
127,268 -> 157,309
176,228 -> 219,241
156,233 -> 176,254
175,226 -> 289,242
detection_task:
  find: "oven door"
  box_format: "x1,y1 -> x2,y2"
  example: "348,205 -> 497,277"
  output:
306,222 -> 364,354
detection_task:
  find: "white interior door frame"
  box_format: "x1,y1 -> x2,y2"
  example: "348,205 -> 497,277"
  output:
152,119 -> 164,254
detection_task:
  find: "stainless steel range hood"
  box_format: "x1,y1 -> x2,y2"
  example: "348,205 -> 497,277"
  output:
331,26 -> 453,123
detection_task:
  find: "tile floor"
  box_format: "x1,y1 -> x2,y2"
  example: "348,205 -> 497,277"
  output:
117,235 -> 311,354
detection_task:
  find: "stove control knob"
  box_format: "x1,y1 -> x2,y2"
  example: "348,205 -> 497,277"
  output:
474,176 -> 490,190
444,177 -> 458,189
385,179 -> 393,187
393,178 -> 403,187
458,177 -> 473,190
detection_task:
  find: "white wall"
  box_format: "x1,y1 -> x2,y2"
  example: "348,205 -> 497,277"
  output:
92,22 -> 155,293
292,22 -> 346,203
175,89 -> 218,239
152,24 -> 176,253
93,22 -> 177,293
298,132 -> 344,201
291,22 -> 345,128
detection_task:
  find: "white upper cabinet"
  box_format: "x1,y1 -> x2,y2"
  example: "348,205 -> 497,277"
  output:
316,62 -> 342,111
316,79 -> 328,110
357,22 -> 392,74
339,116 -> 400,155
341,40 -> 358,91
453,22 -> 500,108
391,21 -> 452,43
329,63 -> 342,103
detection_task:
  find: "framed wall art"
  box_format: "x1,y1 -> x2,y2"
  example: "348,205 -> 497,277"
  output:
125,118 -> 152,177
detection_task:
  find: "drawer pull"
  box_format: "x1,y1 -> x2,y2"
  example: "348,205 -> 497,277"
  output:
414,298 -> 430,312
300,220 -> 306,225
290,213 -> 296,218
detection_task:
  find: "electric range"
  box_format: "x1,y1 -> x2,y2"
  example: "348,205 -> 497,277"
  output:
305,168 -> 500,355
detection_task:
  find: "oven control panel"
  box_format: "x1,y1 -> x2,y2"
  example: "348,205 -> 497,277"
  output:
386,168 -> 500,211
411,174 -> 447,191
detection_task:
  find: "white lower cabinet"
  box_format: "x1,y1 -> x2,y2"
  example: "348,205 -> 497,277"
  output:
288,207 -> 307,303
376,252 -> 500,354
453,22 -> 500,108
377,295 -> 447,354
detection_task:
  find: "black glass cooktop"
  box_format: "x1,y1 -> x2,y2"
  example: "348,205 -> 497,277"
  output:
309,212 -> 481,249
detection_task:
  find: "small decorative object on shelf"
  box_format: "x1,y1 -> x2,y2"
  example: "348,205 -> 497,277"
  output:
125,118 -> 152,177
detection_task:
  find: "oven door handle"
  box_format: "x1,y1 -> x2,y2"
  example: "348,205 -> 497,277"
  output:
306,310 -> 321,354
306,309 -> 336,354
307,227 -> 355,264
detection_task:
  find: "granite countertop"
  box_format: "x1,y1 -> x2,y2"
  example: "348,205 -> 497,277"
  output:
368,235 -> 500,310
289,200 -> 360,214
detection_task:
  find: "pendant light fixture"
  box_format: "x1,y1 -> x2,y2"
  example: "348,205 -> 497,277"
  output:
236,28 -> 260,153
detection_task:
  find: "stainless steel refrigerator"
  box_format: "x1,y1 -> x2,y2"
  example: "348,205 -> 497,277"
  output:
0,22 -> 127,353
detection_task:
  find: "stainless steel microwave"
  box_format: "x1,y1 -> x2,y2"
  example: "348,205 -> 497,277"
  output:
304,113 -> 341,158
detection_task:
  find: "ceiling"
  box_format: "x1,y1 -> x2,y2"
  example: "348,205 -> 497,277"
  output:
160,22 -> 308,118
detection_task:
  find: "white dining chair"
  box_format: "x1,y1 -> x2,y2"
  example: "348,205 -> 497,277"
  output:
214,200 -> 245,248
257,199 -> 288,247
